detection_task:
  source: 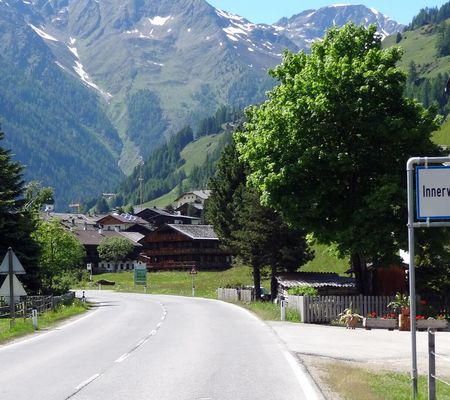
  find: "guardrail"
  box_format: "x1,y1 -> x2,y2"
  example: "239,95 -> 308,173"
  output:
0,292 -> 75,319
428,329 -> 450,400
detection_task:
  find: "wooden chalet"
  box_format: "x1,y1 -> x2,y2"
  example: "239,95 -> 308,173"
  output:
139,224 -> 231,271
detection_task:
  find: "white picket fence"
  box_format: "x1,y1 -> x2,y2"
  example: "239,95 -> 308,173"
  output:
286,295 -> 395,323
217,288 -> 253,302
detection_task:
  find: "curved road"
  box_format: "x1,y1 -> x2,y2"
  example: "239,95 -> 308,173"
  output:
0,291 -> 318,400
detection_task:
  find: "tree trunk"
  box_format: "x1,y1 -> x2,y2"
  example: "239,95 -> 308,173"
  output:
271,262 -> 278,301
350,253 -> 371,294
253,263 -> 261,301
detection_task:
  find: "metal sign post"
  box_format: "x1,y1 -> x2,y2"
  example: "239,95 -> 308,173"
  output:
0,247 -> 27,327
407,156 -> 450,399
190,267 -> 197,297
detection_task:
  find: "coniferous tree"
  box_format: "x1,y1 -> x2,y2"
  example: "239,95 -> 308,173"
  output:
206,141 -> 312,299
0,129 -> 40,291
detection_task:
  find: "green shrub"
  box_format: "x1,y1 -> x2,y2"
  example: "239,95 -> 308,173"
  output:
287,286 -> 319,296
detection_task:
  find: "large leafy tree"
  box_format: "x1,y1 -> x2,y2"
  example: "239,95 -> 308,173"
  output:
206,142 -> 312,299
236,24 -> 442,294
98,237 -> 134,272
0,129 -> 41,291
32,219 -> 86,294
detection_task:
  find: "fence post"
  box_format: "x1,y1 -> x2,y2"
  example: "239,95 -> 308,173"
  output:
428,328 -> 436,400
280,297 -> 286,321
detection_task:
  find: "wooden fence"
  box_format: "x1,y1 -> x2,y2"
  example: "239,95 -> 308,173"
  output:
0,292 -> 75,319
286,295 -> 395,323
217,288 -> 253,302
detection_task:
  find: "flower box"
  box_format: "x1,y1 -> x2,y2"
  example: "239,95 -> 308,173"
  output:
416,319 -> 448,331
363,317 -> 397,330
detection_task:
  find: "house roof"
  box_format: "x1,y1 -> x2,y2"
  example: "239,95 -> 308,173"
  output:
166,224 -> 218,240
97,213 -> 148,225
41,212 -> 104,226
276,272 -> 355,289
75,230 -> 142,247
174,190 -> 211,203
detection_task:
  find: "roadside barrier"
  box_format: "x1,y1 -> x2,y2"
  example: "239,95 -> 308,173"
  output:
428,328 -> 450,400
0,292 -> 75,319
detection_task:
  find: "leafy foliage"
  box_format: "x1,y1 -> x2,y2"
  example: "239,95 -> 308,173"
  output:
32,219 -> 86,294
236,24 -> 442,293
287,286 -> 319,296
97,237 -> 134,270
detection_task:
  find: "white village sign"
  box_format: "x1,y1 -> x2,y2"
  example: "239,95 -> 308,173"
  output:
416,165 -> 450,219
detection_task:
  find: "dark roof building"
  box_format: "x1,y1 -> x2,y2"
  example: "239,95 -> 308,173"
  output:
136,207 -> 200,227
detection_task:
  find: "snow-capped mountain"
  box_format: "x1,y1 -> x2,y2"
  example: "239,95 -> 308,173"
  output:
275,4 -> 403,49
0,0 -> 403,208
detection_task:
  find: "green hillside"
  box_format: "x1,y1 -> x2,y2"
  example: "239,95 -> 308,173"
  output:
146,132 -> 229,207
383,25 -> 447,78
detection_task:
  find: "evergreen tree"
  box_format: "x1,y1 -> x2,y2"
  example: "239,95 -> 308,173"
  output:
206,141 -> 312,299
0,129 -> 40,291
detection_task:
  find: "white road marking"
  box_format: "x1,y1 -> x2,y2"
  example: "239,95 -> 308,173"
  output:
283,351 -> 321,400
74,373 -> 100,391
115,353 -> 130,363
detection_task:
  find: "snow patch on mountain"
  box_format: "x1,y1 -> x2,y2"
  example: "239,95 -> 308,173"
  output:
29,24 -> 58,42
148,16 -> 171,26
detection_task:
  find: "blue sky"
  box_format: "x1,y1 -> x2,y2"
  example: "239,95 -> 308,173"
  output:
206,1 -> 449,25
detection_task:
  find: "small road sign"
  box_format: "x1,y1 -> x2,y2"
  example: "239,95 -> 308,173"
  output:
0,248 -> 26,275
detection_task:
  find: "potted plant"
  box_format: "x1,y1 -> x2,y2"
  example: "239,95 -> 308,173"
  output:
416,315 -> 449,331
338,305 -> 363,329
388,293 -> 410,331
363,311 -> 397,330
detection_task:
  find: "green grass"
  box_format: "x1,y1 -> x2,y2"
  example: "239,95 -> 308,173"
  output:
0,299 -> 89,343
84,265 -> 269,300
432,117 -> 450,147
147,133 -> 226,208
239,301 -> 301,322
180,133 -> 225,175
301,243 -> 349,276
321,361 -> 450,399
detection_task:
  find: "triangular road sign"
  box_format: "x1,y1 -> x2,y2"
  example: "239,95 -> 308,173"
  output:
0,274 -> 27,297
0,249 -> 26,274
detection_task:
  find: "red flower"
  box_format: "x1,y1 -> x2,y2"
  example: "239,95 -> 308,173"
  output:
416,315 -> 425,320
369,312 -> 377,318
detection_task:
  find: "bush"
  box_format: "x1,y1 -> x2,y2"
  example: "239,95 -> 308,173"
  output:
287,286 -> 319,296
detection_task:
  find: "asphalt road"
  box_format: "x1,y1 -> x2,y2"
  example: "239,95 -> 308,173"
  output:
0,291 -> 319,400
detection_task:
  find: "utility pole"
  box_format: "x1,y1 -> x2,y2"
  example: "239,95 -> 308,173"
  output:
138,156 -> 144,212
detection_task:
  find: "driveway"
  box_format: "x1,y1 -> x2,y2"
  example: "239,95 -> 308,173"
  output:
268,321 -> 450,376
